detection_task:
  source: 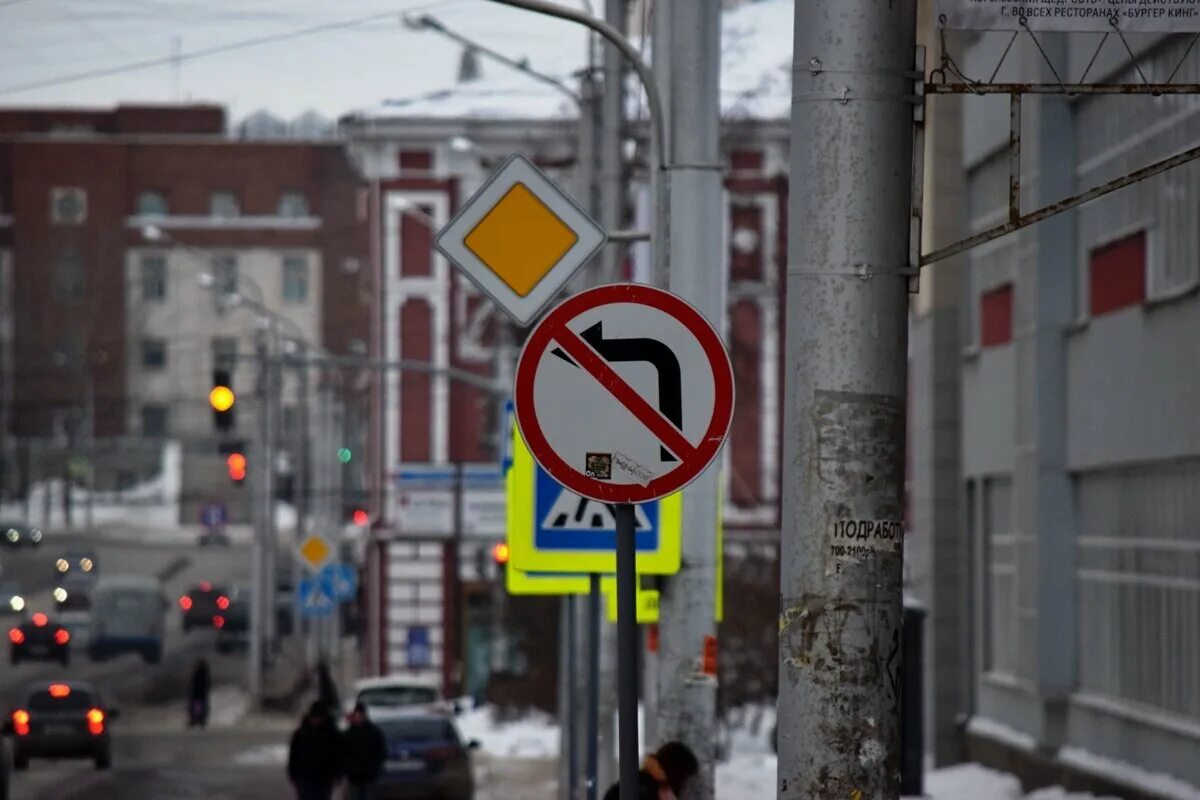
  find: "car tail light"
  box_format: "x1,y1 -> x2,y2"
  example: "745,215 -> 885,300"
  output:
199,581 -> 212,592
216,595 -> 230,610
32,612 -> 47,627
8,628 -> 23,644
49,683 -> 71,698
212,615 -> 225,629
179,595 -> 193,611
12,709 -> 29,736
426,744 -> 463,762
54,628 -> 70,645
86,708 -> 104,735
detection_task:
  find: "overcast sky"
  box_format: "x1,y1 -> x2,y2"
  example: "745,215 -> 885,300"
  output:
0,0 -> 591,121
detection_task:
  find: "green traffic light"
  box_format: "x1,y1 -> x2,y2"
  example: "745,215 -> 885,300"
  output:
337,447 -> 352,464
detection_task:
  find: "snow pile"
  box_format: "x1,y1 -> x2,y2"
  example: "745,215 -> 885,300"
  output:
457,706 -> 560,760
235,743 -> 288,766
1060,746 -> 1200,800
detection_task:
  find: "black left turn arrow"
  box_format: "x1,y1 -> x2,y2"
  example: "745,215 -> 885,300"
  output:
552,321 -> 682,462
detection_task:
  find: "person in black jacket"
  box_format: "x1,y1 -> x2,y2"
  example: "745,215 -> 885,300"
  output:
340,703 -> 387,800
187,658 -> 211,728
287,701 -> 343,800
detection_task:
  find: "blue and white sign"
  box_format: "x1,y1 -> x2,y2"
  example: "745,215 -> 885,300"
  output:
406,625 -> 432,668
298,575 -> 336,618
534,469 -> 659,552
200,503 -> 227,531
319,562 -> 358,603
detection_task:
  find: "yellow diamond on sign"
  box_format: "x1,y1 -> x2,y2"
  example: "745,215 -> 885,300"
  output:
298,535 -> 332,569
463,182 -> 579,297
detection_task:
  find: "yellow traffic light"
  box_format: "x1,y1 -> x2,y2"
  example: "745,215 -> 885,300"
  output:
209,385 -> 236,412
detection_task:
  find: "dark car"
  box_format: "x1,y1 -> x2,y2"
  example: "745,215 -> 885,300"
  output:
5,681 -> 119,770
214,586 -> 249,653
54,574 -> 94,612
373,712 -> 477,800
179,582 -> 229,632
1,522 -> 41,548
0,581 -> 26,616
9,613 -> 70,666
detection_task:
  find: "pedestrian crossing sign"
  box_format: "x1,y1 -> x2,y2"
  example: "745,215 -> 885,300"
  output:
507,423 -> 682,575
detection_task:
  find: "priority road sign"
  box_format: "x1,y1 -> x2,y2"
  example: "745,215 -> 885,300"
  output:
513,283 -> 735,504
507,422 -> 681,575
297,534 -> 333,571
434,154 -> 607,326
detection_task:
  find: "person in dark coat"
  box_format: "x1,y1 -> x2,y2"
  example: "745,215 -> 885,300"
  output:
603,740 -> 700,800
316,661 -> 340,717
188,658 -> 211,728
340,703 -> 387,800
287,701 -> 343,800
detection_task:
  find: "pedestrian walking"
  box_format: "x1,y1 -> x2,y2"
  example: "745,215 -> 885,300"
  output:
317,661 -> 341,717
187,657 -> 210,728
287,701 -> 343,800
340,703 -> 387,800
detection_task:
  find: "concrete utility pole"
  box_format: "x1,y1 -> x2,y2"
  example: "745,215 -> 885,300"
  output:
777,2 -> 916,798
653,2 -> 724,797
248,329 -> 271,705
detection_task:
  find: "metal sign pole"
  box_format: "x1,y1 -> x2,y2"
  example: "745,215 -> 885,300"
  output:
614,503 -> 638,800
586,575 -> 601,800
566,595 -> 579,800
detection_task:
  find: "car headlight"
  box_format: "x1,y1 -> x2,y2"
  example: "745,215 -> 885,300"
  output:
56,559 -> 69,573
30,529 -> 42,542
10,595 -> 24,612
80,558 -> 93,572
6,529 -> 17,542
53,587 -> 68,603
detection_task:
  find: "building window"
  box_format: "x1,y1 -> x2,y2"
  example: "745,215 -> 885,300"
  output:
141,405 -> 168,437
398,149 -> 433,172
282,405 -> 298,434
1089,231 -> 1145,317
141,254 -> 167,301
50,187 -> 87,225
210,191 -> 241,219
141,338 -> 167,369
211,255 -> 238,295
729,149 -> 764,173
54,250 -> 85,303
277,192 -> 309,218
980,283 -> 1013,347
282,255 -> 308,303
136,190 -> 169,217
212,337 -> 237,372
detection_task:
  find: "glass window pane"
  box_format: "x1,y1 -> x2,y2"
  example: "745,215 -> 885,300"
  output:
277,192 -> 309,218
141,255 -> 167,301
283,256 -> 308,303
137,191 -> 168,217
141,339 -> 166,369
212,337 -> 237,372
54,250 -> 84,303
210,191 -> 240,219
141,405 -> 168,436
212,255 -> 238,295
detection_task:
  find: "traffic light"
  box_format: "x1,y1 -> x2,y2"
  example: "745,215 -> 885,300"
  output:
351,509 -> 369,527
226,452 -> 247,485
211,369 -> 236,431
337,447 -> 352,464
491,542 -> 510,565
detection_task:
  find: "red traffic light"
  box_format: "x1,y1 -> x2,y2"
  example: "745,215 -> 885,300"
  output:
491,542 -> 510,565
352,509 -> 369,527
226,452 -> 247,482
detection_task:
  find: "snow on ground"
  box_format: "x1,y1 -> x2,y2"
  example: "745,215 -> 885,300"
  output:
456,705 -> 560,760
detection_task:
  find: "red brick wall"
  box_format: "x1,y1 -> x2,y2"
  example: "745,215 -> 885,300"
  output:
400,299 -> 433,463
728,301 -> 762,507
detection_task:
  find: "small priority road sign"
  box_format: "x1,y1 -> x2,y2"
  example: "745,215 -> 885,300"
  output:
434,154 -> 607,326
513,283 -> 735,504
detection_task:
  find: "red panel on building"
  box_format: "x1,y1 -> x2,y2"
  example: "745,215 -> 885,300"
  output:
730,204 -> 764,282
401,208 -> 433,277
399,150 -> 433,172
729,301 -> 762,508
730,149 -> 764,172
1089,231 -> 1146,317
980,283 -> 1014,348
400,299 -> 433,462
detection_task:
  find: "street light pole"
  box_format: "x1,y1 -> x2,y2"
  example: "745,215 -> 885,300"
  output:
777,1 -> 916,797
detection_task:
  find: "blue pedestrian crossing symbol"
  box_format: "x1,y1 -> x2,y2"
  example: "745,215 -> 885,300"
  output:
534,469 -> 659,552
298,575 -> 336,618
318,562 -> 358,603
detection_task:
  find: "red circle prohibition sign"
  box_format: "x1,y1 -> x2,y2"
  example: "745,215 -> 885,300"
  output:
514,283 -> 735,504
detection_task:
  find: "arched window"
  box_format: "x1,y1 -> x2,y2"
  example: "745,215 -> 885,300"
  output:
136,190 -> 169,217
277,191 -> 310,218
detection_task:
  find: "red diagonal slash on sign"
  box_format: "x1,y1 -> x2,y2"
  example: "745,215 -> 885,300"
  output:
549,323 -> 699,464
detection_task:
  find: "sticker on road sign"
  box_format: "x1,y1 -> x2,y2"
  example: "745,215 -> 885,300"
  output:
507,422 -> 681,575
514,283 -> 734,504
434,154 -> 607,327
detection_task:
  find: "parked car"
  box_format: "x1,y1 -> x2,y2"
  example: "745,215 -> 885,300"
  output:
349,675 -> 447,718
0,522 -> 41,548
372,710 -> 477,800
178,581 -> 229,632
4,681 -> 119,770
54,574 -> 94,613
9,612 -> 70,666
88,576 -> 167,663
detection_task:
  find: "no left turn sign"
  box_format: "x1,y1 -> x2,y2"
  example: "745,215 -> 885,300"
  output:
514,283 -> 734,504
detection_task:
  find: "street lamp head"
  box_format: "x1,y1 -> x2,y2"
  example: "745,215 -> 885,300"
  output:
449,135 -> 477,154
196,272 -> 215,288
142,224 -> 166,242
401,13 -> 441,31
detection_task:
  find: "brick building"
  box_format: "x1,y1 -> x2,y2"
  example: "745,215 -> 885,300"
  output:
0,104 -> 370,521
